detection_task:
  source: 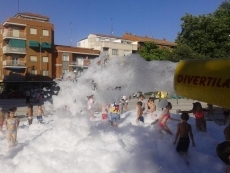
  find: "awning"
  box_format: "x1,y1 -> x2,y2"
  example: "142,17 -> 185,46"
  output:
41,42 -> 52,49
29,40 -> 40,47
9,39 -> 26,48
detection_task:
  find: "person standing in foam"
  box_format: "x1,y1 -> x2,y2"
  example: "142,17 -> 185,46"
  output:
150,98 -> 168,125
138,94 -> 148,114
87,95 -> 95,119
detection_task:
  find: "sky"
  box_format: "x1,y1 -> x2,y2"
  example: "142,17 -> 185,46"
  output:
0,0 -> 224,46
0,54 -> 226,172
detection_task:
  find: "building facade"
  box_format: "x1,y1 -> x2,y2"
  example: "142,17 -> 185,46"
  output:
77,34 -> 138,58
0,12 -> 54,90
122,33 -> 177,50
0,13 -> 100,92
53,45 -> 100,79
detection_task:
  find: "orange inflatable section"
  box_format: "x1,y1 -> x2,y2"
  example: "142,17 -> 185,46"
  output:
174,58 -> 230,108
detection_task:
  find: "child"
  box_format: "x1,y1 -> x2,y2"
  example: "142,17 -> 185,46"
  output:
216,141 -> 230,173
101,104 -> 110,120
138,94 -> 148,114
155,102 -> 180,134
179,102 -> 208,132
26,104 -> 33,125
173,113 -> 195,164
0,110 -> 5,134
147,97 -> 156,115
108,103 -> 120,127
87,95 -> 94,119
136,101 -> 144,123
5,110 -> 20,147
36,105 -> 44,123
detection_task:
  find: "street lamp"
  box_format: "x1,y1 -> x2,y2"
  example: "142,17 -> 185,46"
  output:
40,37 -> 42,88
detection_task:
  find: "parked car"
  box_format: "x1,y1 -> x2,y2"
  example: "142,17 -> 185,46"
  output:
7,91 -> 26,99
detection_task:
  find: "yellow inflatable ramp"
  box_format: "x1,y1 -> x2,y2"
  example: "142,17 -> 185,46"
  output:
174,58 -> 230,109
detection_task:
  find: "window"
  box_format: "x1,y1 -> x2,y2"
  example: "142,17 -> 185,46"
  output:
62,53 -> 69,61
30,69 -> 37,76
42,29 -> 49,36
30,28 -> 37,35
112,49 -> 118,55
42,56 -> 48,62
30,56 -> 37,62
42,70 -> 49,76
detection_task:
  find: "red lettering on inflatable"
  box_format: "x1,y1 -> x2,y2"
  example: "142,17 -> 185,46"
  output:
207,77 -> 213,86
216,78 -> 222,87
183,75 -> 187,83
212,78 -> 217,87
193,76 -> 200,85
177,75 -> 183,83
222,79 -> 230,88
199,77 -> 206,86
187,76 -> 193,84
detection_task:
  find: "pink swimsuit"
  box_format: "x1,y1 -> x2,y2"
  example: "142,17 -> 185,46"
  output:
159,112 -> 170,127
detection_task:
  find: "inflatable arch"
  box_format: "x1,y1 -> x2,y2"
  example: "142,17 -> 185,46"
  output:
174,58 -> 230,109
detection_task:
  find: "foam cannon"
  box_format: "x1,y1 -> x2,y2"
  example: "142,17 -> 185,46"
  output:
174,58 -> 230,109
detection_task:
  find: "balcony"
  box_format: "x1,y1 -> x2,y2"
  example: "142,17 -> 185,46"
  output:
3,31 -> 26,40
70,59 -> 91,67
3,45 -> 26,54
3,60 -> 27,68
2,75 -> 26,81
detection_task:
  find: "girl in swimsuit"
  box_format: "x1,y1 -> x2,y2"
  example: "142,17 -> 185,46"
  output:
5,110 -> 19,147
179,102 -> 208,132
158,102 -> 180,135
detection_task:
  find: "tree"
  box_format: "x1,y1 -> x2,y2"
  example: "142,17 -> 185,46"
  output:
139,42 -> 170,61
176,1 -> 230,59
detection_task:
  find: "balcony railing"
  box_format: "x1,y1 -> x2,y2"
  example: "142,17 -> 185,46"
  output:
3,31 -> 26,39
3,60 -> 26,68
3,46 -> 26,54
3,75 -> 26,81
70,59 -> 92,67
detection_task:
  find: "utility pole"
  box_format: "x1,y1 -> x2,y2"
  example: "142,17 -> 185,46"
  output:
111,18 -> 113,35
70,22 -> 72,46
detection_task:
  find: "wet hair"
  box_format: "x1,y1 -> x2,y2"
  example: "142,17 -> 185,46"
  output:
167,102 -> 172,109
192,102 -> 202,111
139,94 -> 145,99
216,141 -> 230,165
148,97 -> 155,102
137,101 -> 143,106
181,113 -> 189,121
11,107 -> 17,111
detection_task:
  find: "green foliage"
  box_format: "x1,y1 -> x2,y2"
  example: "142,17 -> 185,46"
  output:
139,42 -> 170,61
176,0 -> 230,59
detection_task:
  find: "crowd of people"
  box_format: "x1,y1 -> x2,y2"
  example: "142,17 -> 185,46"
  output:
87,93 -> 230,168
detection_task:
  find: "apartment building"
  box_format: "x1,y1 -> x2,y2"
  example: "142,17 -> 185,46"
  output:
0,12 -> 54,90
53,45 -> 100,79
122,33 -> 177,50
77,34 -> 138,58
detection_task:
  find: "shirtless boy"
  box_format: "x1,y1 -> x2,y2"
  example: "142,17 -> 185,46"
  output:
173,113 -> 195,159
147,97 -> 156,114
136,101 -> 144,123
